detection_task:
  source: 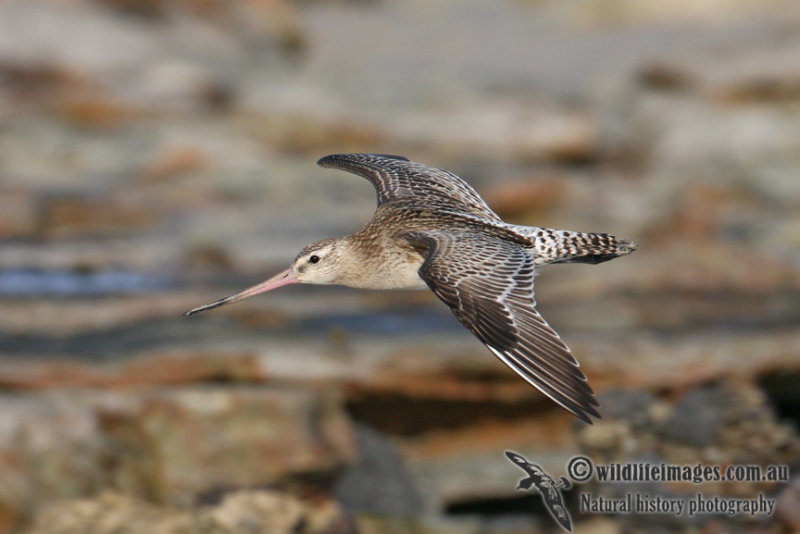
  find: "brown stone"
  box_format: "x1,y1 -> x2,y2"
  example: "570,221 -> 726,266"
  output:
637,62 -> 696,92
0,189 -> 38,239
54,97 -> 138,130
481,175 -> 568,220
181,244 -> 235,271
398,411 -> 580,506
246,112 -> 387,155
579,328 -> 800,394
0,61 -> 87,99
642,182 -> 761,243
776,477 -> 800,531
0,388 -> 354,529
715,75 -> 800,103
577,381 -> 800,490
140,147 -> 209,183
97,387 -> 355,505
26,490 -> 351,534
35,196 -> 162,238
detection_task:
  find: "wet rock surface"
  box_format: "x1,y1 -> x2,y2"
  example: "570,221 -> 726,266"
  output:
1,0 -> 799,533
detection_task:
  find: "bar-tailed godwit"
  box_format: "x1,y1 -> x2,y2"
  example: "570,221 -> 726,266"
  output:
186,154 -> 636,423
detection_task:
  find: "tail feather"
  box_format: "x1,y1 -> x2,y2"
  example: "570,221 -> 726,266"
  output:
554,234 -> 637,265
509,225 -> 637,265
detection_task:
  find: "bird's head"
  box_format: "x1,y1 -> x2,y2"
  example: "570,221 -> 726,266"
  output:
184,238 -> 344,316
291,238 -> 344,285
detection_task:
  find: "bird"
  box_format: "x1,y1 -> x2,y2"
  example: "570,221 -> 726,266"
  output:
505,451 -> 573,532
185,153 -> 636,423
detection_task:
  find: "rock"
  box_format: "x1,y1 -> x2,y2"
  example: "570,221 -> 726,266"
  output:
776,476 -> 800,531
575,326 -> 800,396
0,395 -> 103,529
592,389 -> 658,422
0,388 -> 355,529
0,60 -> 88,100
334,424 -> 425,516
573,517 -> 620,534
552,0 -> 799,26
636,61 -> 696,92
660,384 -> 736,447
400,410 -> 580,507
97,386 -> 356,505
394,104 -> 599,163
691,40 -> 800,104
139,147 -> 209,183
576,381 -> 800,530
35,195 -> 163,239
54,96 -> 137,130
245,112 -> 388,155
181,244 -> 235,271
354,516 -> 486,534
198,490 -> 349,534
0,189 -> 38,239
26,489 -> 351,534
481,174 -> 568,220
715,75 -> 800,104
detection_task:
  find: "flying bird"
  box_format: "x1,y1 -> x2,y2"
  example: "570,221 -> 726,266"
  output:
185,154 -> 636,422
505,451 -> 573,531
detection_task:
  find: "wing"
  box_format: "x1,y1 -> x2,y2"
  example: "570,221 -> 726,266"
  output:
405,231 -> 600,423
540,492 -> 572,532
505,451 -> 534,471
542,492 -> 573,532
317,153 -> 501,221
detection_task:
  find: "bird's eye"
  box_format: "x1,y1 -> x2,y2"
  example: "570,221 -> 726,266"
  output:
309,255 -> 320,264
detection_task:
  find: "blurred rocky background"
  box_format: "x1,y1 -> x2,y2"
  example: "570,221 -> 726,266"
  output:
1,0 -> 799,532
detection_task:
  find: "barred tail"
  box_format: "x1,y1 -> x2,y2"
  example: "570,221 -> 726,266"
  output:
512,226 -> 638,265
556,230 -> 637,265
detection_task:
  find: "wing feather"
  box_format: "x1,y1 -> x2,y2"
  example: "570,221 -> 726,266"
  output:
405,230 -> 600,423
317,153 -> 501,221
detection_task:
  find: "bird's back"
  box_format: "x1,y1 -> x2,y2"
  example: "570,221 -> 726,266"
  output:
368,198 -> 529,246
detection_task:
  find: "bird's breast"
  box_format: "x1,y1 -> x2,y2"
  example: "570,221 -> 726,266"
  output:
384,253 -> 428,289
340,244 -> 427,290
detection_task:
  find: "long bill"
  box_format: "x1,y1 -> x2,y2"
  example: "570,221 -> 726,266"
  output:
184,268 -> 297,316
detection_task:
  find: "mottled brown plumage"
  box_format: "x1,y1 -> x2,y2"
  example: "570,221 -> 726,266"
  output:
186,154 -> 637,423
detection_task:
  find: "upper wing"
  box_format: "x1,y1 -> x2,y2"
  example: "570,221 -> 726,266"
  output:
405,231 -> 599,423
317,153 -> 501,221
505,451 -> 535,472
